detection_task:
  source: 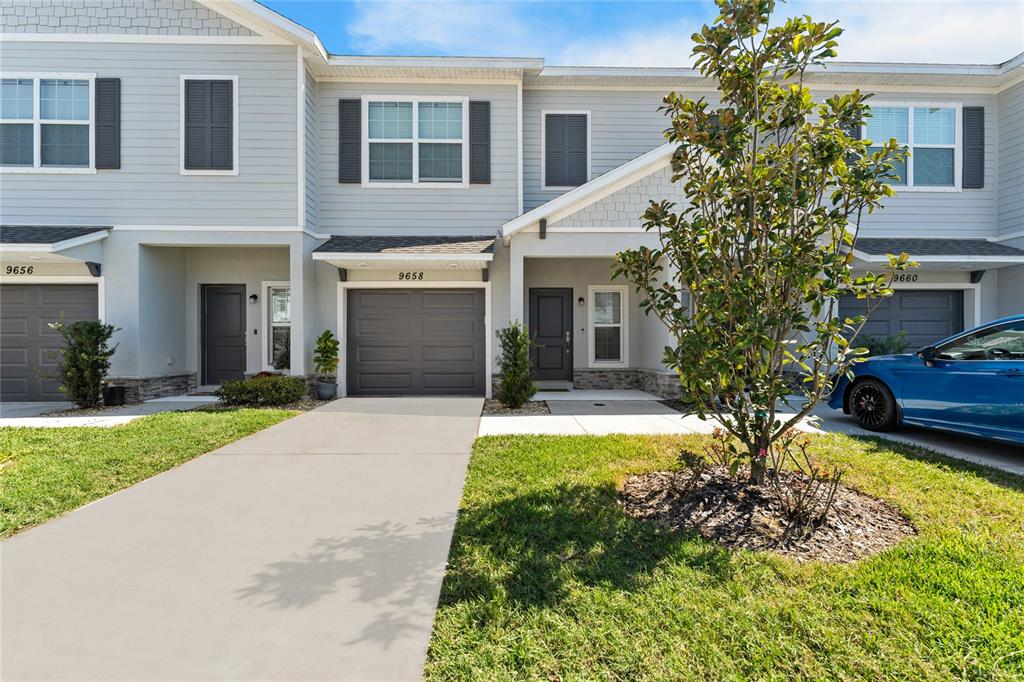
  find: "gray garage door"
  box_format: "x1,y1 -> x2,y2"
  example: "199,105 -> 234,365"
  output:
347,288 -> 486,396
1,284 -> 99,401
839,289 -> 964,349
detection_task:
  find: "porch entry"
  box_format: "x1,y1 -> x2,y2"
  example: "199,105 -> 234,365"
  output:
201,284 -> 246,385
529,288 -> 573,381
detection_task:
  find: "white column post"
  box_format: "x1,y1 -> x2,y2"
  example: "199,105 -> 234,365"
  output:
509,238 -> 524,326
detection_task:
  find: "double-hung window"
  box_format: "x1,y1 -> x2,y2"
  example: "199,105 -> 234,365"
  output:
589,285 -> 628,367
364,97 -> 468,186
264,283 -> 291,371
1,75 -> 93,172
864,105 -> 959,189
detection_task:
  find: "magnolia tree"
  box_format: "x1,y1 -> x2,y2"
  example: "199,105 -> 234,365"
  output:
614,0 -> 912,484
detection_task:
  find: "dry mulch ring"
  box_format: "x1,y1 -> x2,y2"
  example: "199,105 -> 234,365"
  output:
620,466 -> 916,563
482,400 -> 550,416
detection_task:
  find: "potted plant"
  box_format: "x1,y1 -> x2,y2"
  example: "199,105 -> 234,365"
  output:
313,329 -> 340,400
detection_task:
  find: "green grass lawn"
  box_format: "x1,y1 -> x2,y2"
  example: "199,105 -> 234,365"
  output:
0,409 -> 295,537
426,434 -> 1024,680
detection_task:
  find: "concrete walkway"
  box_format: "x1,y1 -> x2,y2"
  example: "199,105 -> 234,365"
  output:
0,395 -> 219,428
1,397 -> 482,681
479,399 -> 1023,476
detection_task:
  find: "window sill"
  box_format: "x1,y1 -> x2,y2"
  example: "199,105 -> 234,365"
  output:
1,166 -> 96,174
181,169 -> 239,176
891,186 -> 962,193
542,184 -> 585,191
359,180 -> 469,189
588,360 -> 628,369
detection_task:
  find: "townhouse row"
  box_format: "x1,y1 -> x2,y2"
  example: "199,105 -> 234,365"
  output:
1,0 -> 1022,401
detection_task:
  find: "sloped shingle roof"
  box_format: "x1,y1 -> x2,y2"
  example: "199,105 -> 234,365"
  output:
313,235 -> 495,255
856,238 -> 1024,257
1,225 -> 110,245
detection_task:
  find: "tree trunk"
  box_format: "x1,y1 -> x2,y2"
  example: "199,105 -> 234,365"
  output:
749,442 -> 768,485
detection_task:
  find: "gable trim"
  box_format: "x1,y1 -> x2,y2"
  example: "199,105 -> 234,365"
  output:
501,142 -> 674,240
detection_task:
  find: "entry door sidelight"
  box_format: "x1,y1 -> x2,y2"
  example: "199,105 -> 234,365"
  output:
201,284 -> 246,385
529,288 -> 573,381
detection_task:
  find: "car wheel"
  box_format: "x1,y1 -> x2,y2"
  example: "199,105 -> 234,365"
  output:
849,378 -> 898,432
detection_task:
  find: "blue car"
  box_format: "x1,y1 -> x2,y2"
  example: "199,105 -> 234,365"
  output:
829,315 -> 1024,446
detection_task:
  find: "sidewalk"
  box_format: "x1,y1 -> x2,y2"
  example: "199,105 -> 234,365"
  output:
0,395 -> 219,428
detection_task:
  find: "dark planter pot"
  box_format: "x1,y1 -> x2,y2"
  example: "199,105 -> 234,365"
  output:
103,385 -> 126,406
316,379 -> 337,401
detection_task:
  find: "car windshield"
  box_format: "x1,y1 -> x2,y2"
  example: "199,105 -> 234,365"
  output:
936,320 -> 1024,360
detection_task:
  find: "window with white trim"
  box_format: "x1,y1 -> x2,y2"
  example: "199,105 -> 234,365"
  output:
267,285 -> 291,370
590,285 -> 627,366
864,105 -> 958,188
365,97 -> 467,185
1,75 -> 92,170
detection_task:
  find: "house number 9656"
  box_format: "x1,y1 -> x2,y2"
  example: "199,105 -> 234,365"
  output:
398,272 -> 424,281
5,266 -> 34,275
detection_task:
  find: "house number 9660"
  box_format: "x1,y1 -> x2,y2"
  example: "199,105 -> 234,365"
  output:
398,272 -> 425,281
893,273 -> 918,283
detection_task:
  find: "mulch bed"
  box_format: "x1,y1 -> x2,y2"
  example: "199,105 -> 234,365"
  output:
658,399 -> 695,413
620,466 -> 916,563
193,398 -> 329,412
482,400 -> 550,416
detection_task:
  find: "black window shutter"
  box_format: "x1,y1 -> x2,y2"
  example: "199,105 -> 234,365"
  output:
94,77 -> 120,169
184,79 -> 233,171
544,114 -> 566,187
209,80 -> 233,170
962,106 -> 984,189
565,114 -> 588,185
469,100 -> 490,184
339,98 -> 361,183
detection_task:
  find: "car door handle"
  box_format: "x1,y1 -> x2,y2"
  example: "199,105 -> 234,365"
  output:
996,369 -> 1023,377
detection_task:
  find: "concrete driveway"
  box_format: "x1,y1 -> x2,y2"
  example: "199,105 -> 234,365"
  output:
1,397 -> 482,681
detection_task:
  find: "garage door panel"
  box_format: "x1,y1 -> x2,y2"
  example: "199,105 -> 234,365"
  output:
839,289 -> 963,350
347,288 -> 485,396
1,284 -> 98,401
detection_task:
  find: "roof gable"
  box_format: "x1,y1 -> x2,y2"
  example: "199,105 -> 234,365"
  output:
1,0 -> 258,37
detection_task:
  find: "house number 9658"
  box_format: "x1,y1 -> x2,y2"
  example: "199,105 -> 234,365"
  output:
398,272 -> 424,281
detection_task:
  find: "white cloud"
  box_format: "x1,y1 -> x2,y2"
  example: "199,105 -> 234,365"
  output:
556,1 -> 1023,67
346,0 -> 542,55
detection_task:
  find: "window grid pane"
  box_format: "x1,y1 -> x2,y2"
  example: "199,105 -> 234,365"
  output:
594,291 -> 621,324
594,327 -> 622,362
270,327 -> 291,370
866,106 -> 909,144
418,102 -> 462,140
419,142 -> 462,181
40,79 -> 89,121
270,288 -> 290,324
914,107 -> 955,145
0,123 -> 34,166
368,142 -> 412,181
367,101 -> 412,139
40,123 -> 88,166
1,79 -> 34,119
868,146 -> 907,186
913,147 -> 954,186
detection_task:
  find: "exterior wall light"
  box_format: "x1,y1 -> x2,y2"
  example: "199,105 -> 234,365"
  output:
249,293 -> 258,304
577,296 -> 585,307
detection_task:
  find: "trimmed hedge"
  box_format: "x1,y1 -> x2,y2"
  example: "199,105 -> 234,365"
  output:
216,374 -> 306,406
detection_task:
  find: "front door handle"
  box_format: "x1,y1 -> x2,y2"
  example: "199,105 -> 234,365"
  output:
564,330 -> 571,353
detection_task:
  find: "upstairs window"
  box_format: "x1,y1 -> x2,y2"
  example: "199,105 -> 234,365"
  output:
181,76 -> 237,175
1,75 -> 93,172
543,112 -> 589,189
865,105 -> 959,189
364,97 -> 467,186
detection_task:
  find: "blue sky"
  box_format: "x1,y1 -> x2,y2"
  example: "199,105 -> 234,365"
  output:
260,0 -> 1023,66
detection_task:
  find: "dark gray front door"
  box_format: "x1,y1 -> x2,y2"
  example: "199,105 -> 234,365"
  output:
0,284 -> 99,401
529,288 -> 572,381
202,284 -> 246,385
839,289 -> 964,349
347,288 -> 485,395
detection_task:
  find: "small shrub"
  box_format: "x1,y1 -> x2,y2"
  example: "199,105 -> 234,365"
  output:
313,330 -> 340,379
859,330 -> 910,356
47,318 -> 119,408
216,374 -> 305,406
497,322 -> 537,408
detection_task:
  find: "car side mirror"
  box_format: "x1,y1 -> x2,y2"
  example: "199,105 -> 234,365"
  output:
919,346 -> 938,366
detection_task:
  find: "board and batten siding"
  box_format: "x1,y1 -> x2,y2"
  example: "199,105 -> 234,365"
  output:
316,82 -> 518,235
997,80 -> 1024,236
0,41 -> 298,226
304,68 -> 319,230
